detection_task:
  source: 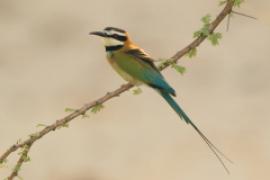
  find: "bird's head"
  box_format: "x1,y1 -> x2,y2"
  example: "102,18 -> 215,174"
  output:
90,27 -> 131,51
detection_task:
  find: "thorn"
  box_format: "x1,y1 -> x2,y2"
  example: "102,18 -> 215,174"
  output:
106,92 -> 113,97
232,11 -> 257,20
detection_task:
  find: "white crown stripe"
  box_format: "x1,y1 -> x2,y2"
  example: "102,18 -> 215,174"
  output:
105,30 -> 126,37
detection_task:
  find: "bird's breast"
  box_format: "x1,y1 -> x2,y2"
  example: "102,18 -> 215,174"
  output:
106,53 -> 140,85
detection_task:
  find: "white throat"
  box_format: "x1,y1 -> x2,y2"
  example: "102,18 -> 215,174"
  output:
102,37 -> 124,47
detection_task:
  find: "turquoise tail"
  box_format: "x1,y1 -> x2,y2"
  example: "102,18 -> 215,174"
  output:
159,90 -> 191,125
159,90 -> 232,173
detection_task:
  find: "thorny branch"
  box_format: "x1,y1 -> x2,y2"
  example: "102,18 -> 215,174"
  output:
7,143 -> 32,180
1,1 -> 241,179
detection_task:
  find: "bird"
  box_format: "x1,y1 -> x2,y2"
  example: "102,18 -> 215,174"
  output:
90,27 -> 231,173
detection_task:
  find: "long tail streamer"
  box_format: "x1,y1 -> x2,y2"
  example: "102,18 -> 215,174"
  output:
159,91 -> 233,173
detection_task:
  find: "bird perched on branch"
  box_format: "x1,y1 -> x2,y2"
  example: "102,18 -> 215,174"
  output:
90,27 -> 231,172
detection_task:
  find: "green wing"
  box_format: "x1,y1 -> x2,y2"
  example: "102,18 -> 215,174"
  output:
113,49 -> 176,96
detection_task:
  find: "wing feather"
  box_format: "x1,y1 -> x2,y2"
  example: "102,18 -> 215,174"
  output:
114,48 -> 176,96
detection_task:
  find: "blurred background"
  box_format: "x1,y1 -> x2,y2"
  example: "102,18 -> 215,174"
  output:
0,0 -> 270,179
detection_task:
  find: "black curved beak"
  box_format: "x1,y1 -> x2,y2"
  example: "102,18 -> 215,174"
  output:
89,31 -> 107,37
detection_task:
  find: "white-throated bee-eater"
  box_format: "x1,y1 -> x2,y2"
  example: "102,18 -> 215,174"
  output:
90,27 -> 231,173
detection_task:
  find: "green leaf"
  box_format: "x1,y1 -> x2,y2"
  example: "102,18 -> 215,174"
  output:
171,64 -> 186,75
23,155 -> 31,163
18,148 -> 24,156
193,26 -> 209,38
36,123 -> 47,128
29,132 -> 39,139
158,58 -> 170,63
233,0 -> 244,7
201,14 -> 211,25
91,103 -> 104,114
193,30 -> 201,38
65,107 -> 76,112
208,32 -> 222,45
187,48 -> 197,58
193,15 -> 211,38
219,0 -> 245,7
62,123 -> 69,128
132,87 -> 143,95
201,26 -> 210,36
13,165 -> 21,173
0,159 -> 7,165
17,175 -> 24,180
157,58 -> 171,69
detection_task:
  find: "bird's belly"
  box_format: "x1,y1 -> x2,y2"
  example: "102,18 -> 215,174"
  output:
107,57 -> 140,85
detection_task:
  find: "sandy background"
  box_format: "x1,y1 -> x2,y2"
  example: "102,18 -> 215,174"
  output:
1,0 -> 270,179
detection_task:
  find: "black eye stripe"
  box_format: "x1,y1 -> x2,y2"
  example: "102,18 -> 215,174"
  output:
107,34 -> 127,41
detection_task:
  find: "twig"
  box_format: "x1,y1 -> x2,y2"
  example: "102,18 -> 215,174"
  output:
232,10 -> 257,20
168,1 -> 234,64
226,13 -> 232,32
7,143 -> 32,180
0,83 -> 133,164
1,1 -> 235,179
